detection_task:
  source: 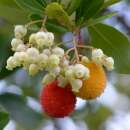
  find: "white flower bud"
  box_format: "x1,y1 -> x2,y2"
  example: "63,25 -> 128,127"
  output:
62,58 -> 69,67
81,56 -> 89,64
42,49 -> 51,56
73,64 -> 90,79
52,47 -> 64,58
103,57 -> 114,71
29,33 -> 36,44
20,52 -> 29,63
46,32 -> 54,46
29,64 -> 39,76
38,54 -> 48,69
35,32 -> 47,48
14,51 -> 28,60
92,49 -> 104,64
65,66 -> 74,79
14,25 -> 27,39
48,54 -> 60,68
16,44 -> 26,52
51,66 -> 61,75
13,52 -> 22,66
42,74 -> 55,85
11,38 -> 23,51
26,47 -> 39,63
14,52 -> 20,59
27,47 -> 39,57
6,56 -> 16,70
70,79 -> 83,92
58,75 -> 68,87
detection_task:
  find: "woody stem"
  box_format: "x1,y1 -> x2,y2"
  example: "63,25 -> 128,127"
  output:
65,45 -> 94,56
25,20 -> 43,28
73,34 -> 79,62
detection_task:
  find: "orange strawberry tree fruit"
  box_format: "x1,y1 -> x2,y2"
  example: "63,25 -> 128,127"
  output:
1,0 -> 130,128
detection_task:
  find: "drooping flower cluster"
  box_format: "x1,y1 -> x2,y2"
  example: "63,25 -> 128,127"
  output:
6,24 -> 115,118
6,25 -> 114,93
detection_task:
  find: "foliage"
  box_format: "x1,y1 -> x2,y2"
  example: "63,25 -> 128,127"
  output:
0,110 -> 9,130
0,93 -> 43,129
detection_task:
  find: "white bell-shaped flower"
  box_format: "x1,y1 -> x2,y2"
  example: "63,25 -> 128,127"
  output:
29,33 -> 36,45
70,79 -> 83,92
52,47 -> 64,58
42,49 -> 51,56
35,32 -> 47,48
104,57 -> 114,71
11,38 -> 23,51
74,64 -> 90,79
16,44 -> 26,52
92,49 -> 104,64
48,54 -> 60,68
14,25 -> 27,39
29,64 -> 39,76
46,32 -> 54,46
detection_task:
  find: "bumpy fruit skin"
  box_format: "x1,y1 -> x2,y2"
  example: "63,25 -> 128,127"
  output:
40,80 -> 76,118
75,62 -> 107,100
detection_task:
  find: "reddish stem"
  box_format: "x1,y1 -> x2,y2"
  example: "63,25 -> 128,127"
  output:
77,29 -> 83,45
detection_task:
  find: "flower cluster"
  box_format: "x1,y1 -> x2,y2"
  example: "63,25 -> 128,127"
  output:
6,25 -> 114,93
6,25 -> 59,76
92,49 -> 114,70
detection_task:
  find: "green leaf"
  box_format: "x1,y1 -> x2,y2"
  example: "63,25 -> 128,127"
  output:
45,2 -> 74,30
87,12 -> 117,26
102,0 -> 121,9
46,20 -> 68,33
88,23 -> 130,74
29,13 -> 43,27
29,13 -> 68,33
36,0 -> 47,7
67,0 -> 81,15
85,106 -> 112,130
15,0 -> 44,14
0,111 -> 9,130
0,0 -> 19,7
76,0 -> 104,24
0,93 -> 43,129
0,5 -> 28,24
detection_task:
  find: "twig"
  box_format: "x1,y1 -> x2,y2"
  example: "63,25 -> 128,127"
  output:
65,45 -> 94,56
25,20 -> 43,28
40,15 -> 48,31
73,33 -> 79,62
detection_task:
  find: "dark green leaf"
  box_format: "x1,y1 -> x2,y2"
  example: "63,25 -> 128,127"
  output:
29,13 -> 68,33
88,23 -> 130,74
45,2 -> 74,30
0,35 -> 16,79
46,20 -> 68,33
87,12 -> 117,26
36,0 -> 47,7
0,111 -> 9,130
67,0 -> 81,15
15,0 -> 44,14
0,93 -> 43,129
76,0 -> 104,24
29,13 -> 43,27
